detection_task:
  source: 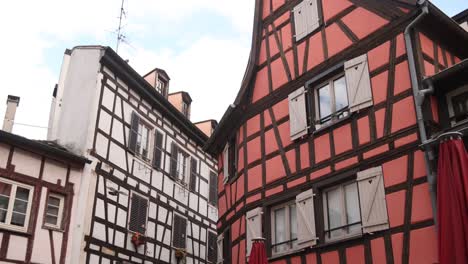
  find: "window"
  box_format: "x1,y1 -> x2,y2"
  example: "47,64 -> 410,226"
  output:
170,144 -> 190,184
0,178 -> 34,232
189,158 -> 198,192
156,79 -> 166,96
222,137 -> 237,184
152,130 -> 164,170
44,193 -> 65,229
182,101 -> 190,119
293,0 -> 320,41
271,202 -> 297,254
446,84 -> 468,126
128,192 -> 148,234
172,214 -> 187,249
209,171 -> 218,206
315,75 -> 349,126
217,234 -> 224,264
322,181 -> 361,242
129,112 -> 152,161
207,231 -> 217,263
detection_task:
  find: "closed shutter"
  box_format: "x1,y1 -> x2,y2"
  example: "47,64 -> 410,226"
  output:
209,171 -> 218,206
357,166 -> 389,234
293,1 -> 307,41
173,214 -> 187,248
170,143 -> 178,179
152,130 -> 164,169
129,112 -> 139,153
217,234 -> 224,264
129,193 -> 148,234
223,144 -> 229,183
246,207 -> 262,257
305,0 -> 320,33
345,54 -> 373,113
207,232 -> 217,263
296,189 -> 318,248
189,158 -> 197,191
289,86 -> 308,140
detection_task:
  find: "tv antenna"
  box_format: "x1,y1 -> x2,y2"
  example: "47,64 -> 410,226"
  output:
115,0 -> 127,53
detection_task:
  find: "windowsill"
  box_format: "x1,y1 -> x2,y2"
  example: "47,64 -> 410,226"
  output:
312,114 -> 353,136
0,225 -> 32,236
268,248 -> 304,261
42,225 -> 65,233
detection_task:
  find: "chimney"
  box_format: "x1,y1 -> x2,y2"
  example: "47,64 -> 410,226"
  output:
194,119 -> 218,137
2,95 -> 20,133
168,92 -> 192,120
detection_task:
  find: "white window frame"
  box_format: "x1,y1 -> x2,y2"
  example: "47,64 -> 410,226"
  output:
135,120 -> 152,161
176,149 -> 190,185
322,180 -> 362,243
270,201 -> 298,256
446,84 -> 468,126
0,178 -> 34,233
314,73 -> 350,128
43,193 -> 65,229
127,191 -> 149,234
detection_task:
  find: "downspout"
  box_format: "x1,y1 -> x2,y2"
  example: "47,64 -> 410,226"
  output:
404,1 -> 438,222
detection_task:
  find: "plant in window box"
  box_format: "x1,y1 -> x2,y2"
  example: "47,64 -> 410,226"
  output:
131,232 -> 146,249
174,248 -> 187,261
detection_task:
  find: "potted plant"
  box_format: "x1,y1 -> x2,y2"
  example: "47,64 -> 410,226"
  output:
131,232 -> 146,249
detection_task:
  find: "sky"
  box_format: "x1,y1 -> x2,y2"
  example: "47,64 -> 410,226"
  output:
0,0 -> 466,140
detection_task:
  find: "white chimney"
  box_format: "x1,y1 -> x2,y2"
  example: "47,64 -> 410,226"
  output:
2,95 -> 20,133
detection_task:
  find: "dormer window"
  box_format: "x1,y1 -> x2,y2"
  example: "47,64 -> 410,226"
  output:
182,101 -> 190,119
156,79 -> 167,97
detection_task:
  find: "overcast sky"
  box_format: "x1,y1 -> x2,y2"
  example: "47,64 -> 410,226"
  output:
0,0 -> 466,140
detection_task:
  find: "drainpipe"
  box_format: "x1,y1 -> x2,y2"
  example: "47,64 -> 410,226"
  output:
404,1 -> 438,223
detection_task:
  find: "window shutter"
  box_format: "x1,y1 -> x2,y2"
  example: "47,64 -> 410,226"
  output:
207,232 -> 217,263
217,234 -> 224,264
152,130 -> 164,169
296,189 -> 318,248
129,194 -> 147,234
129,112 -> 139,153
289,86 -> 308,140
305,0 -> 320,33
246,207 -> 262,257
173,214 -> 187,248
345,54 -> 373,113
189,158 -> 197,192
222,144 -> 229,183
293,1 -> 307,41
357,166 -> 389,234
170,143 -> 178,179
209,171 -> 218,206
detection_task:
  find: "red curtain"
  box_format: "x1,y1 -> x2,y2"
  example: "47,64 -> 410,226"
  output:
248,240 -> 268,264
437,139 -> 468,264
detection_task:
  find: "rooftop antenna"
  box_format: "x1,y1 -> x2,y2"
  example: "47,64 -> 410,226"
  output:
115,0 -> 127,53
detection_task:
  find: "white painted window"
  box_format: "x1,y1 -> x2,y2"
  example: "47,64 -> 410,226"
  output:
217,234 -> 224,264
0,178 -> 34,232
44,193 -> 65,229
289,86 -> 309,140
246,207 -> 262,257
446,84 -> 468,126
136,122 -> 151,159
314,74 -> 350,128
271,201 -> 298,254
345,54 -> 373,113
293,0 -> 320,41
129,112 -> 153,161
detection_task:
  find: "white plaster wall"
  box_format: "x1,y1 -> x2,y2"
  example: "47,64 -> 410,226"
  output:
6,235 -> 27,261
0,143 -> 9,169
43,159 -> 68,186
10,149 -> 41,178
461,21 -> 468,32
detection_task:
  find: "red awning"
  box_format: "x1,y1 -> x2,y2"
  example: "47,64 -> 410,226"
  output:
248,240 -> 268,264
437,138 -> 468,264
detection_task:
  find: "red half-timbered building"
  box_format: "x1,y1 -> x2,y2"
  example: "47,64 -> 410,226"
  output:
206,0 -> 468,263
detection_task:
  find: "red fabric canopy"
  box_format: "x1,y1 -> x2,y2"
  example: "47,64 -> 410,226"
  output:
437,138 -> 468,264
248,240 -> 268,264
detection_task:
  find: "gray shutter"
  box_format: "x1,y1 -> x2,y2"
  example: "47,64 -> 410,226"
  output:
217,234 -> 224,264
207,232 -> 217,263
189,158 -> 197,191
222,144 -> 229,183
305,0 -> 320,33
152,130 -> 164,169
170,143 -> 178,179
209,172 -> 218,206
173,214 -> 187,248
246,207 -> 262,257
293,1 -> 307,41
345,54 -> 373,113
296,189 -> 318,248
289,86 -> 308,140
129,194 -> 147,234
357,166 -> 389,234
129,112 -> 139,153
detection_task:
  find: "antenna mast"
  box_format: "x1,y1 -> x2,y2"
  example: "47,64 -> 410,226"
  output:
115,0 -> 126,53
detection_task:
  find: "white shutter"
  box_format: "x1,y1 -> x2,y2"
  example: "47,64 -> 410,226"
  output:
357,166 -> 389,234
288,86 -> 308,140
296,189 -> 318,248
223,144 -> 229,183
345,54 -> 373,113
293,1 -> 308,41
217,234 -> 224,264
305,0 -> 320,33
246,207 -> 262,257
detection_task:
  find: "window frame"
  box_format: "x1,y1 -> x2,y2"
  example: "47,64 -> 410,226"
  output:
270,200 -> 298,256
313,73 -> 350,127
127,191 -> 149,234
321,179 -> 362,243
172,212 -> 187,249
43,192 -> 65,230
207,231 -> 218,263
446,84 -> 468,126
175,147 -> 190,185
0,177 -> 34,233
135,119 -> 152,161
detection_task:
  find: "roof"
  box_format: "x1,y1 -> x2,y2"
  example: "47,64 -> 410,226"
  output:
0,130 -> 90,168
422,58 -> 468,89
143,67 -> 171,81
168,91 -> 193,103
99,47 -> 209,147
452,8 -> 468,23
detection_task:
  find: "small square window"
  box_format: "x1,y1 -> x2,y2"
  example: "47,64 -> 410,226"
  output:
315,74 -> 349,127
271,201 -> 298,255
44,193 -> 65,229
322,181 -> 362,242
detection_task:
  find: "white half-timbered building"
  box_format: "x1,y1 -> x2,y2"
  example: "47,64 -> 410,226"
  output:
47,46 -> 219,264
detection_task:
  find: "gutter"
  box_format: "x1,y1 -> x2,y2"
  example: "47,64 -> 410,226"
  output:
404,0 -> 438,223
